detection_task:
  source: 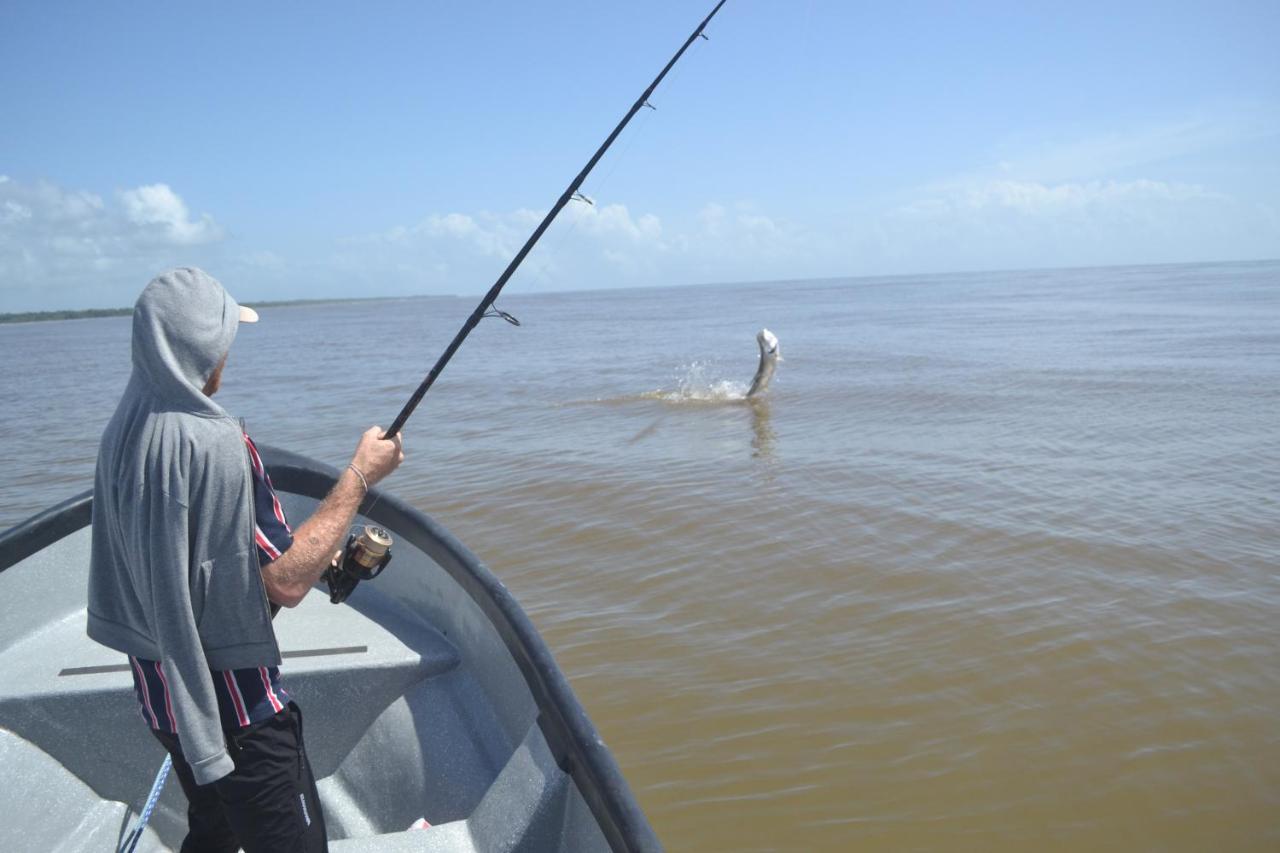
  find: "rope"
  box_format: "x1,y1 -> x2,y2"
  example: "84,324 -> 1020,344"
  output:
119,753 -> 172,853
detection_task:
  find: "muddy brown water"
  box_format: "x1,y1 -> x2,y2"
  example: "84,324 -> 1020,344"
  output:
2,261 -> 1277,850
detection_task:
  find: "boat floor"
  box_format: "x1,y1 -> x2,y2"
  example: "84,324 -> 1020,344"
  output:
0,510 -> 609,852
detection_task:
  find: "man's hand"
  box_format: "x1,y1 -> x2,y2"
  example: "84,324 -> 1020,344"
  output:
261,427 -> 406,608
351,426 -> 404,487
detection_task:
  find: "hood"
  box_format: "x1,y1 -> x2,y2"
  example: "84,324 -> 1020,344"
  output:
131,267 -> 240,416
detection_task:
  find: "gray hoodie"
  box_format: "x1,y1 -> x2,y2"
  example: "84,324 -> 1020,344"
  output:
87,268 -> 279,785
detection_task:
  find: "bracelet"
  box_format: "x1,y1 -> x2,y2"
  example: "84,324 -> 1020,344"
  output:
347,463 -> 369,493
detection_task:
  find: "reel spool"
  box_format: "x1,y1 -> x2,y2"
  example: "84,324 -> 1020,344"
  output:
324,525 -> 393,604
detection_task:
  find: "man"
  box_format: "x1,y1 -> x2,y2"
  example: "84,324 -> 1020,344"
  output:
87,267 -> 404,852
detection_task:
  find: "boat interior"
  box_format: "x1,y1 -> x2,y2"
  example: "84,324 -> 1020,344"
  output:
0,449 -> 649,852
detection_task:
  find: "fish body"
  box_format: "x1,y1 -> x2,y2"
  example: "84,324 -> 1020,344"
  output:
746,328 -> 781,398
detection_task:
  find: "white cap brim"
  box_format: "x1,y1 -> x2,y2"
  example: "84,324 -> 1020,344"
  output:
239,305 -> 260,323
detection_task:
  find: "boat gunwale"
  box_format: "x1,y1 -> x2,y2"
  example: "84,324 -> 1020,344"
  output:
0,445 -> 661,853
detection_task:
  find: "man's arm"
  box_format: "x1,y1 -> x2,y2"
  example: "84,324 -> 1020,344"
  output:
261,426 -> 404,607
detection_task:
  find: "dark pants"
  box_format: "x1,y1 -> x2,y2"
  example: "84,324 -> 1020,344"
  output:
151,702 -> 328,853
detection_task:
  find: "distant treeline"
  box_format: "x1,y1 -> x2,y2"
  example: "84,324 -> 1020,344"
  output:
0,296 -> 380,325
0,307 -> 133,324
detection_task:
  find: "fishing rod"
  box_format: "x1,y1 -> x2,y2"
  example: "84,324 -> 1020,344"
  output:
382,0 -> 729,440
325,2 -> 728,603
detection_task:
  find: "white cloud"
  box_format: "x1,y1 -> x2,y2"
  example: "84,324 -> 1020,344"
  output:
561,201 -> 662,242
119,184 -> 222,245
696,202 -> 726,236
2,200 -> 33,224
857,106 -> 1280,272
897,178 -> 1223,219
985,111 -> 1280,186
9,118 -> 1276,314
317,107 -> 1280,282
871,176 -> 1278,271
332,198 -> 812,295
338,202 -> 650,287
330,179 -> 1273,296
0,176 -> 225,311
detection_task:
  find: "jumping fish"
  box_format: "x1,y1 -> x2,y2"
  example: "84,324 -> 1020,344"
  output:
746,328 -> 781,398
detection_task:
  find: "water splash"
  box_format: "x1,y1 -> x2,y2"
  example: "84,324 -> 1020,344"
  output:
647,360 -> 750,403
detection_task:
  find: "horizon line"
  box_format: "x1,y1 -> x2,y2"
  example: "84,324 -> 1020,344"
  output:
3,256 -> 1277,325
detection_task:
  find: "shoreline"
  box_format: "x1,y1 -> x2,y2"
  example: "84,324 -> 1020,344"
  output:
0,296 -> 381,326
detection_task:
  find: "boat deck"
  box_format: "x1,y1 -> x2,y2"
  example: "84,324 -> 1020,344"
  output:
0,480 -> 619,852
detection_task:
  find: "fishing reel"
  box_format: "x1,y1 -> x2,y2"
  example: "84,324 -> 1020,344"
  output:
324,525 -> 393,604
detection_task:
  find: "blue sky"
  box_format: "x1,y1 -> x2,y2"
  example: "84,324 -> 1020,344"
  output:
2,0 -> 1278,312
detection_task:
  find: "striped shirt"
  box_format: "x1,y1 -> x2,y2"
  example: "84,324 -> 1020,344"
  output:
129,431 -> 293,732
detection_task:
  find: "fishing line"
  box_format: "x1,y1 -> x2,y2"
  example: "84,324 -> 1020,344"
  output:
537,104 -> 657,273
382,0 -> 730,440
542,30 -> 708,273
